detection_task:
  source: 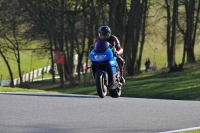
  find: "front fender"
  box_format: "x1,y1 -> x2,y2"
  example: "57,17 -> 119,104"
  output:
96,71 -> 108,85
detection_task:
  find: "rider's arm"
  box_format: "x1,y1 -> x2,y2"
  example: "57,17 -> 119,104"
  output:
116,47 -> 123,55
112,36 -> 123,55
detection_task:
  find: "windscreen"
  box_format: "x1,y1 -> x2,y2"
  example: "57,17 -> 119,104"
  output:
94,40 -> 109,52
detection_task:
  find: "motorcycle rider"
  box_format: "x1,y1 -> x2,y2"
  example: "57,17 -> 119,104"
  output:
92,25 -> 125,83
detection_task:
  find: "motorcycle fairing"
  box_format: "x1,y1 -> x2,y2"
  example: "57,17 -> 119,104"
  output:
89,48 -> 118,75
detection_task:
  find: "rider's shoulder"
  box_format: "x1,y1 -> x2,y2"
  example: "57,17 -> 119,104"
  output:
110,35 -> 120,43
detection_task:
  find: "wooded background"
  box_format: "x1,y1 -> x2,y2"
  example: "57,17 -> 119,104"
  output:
0,0 -> 200,87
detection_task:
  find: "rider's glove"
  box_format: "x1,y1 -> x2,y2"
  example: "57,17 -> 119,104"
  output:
114,51 -> 119,57
90,45 -> 94,51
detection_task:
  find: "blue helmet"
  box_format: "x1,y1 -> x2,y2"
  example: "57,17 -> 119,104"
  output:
99,26 -> 111,40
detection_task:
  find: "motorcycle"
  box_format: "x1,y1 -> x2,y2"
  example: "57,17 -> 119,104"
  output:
88,40 -> 122,98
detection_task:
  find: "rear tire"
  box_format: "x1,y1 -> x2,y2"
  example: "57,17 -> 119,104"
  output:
109,86 -> 121,98
95,72 -> 107,98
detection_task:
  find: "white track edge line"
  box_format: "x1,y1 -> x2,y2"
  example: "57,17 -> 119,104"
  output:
158,126 -> 200,133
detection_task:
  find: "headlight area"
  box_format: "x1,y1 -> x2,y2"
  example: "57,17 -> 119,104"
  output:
94,55 -> 107,60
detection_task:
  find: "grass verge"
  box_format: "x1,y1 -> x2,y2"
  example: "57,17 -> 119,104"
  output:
1,63 -> 200,101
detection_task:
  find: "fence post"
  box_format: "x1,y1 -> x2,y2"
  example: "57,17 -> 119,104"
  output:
32,69 -> 35,82
29,72 -> 31,82
22,71 -> 24,83
42,68 -> 44,81
0,75 -> 2,86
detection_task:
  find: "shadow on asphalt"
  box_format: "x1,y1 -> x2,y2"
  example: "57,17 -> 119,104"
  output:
0,92 -> 99,99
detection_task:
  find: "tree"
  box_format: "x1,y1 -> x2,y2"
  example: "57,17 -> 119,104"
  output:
109,0 -> 127,48
124,0 -> 149,75
0,48 -> 14,87
0,0 -> 31,86
138,0 -> 148,73
164,0 -> 180,72
164,0 -> 200,72
177,0 -> 200,64
20,0 -> 66,86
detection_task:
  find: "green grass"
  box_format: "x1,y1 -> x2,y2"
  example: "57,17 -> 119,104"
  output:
0,50 -> 49,79
121,67 -> 200,100
0,86 -> 47,93
1,63 -> 200,101
181,129 -> 200,133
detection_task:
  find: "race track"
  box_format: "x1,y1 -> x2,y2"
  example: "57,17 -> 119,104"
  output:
0,92 -> 200,133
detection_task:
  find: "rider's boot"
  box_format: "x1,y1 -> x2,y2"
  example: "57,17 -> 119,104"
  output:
120,71 -> 125,83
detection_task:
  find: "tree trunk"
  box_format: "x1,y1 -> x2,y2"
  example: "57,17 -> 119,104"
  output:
165,0 -> 180,72
124,0 -> 142,76
114,0 -> 127,46
0,50 -> 14,88
58,0 -> 65,87
185,0 -> 199,63
138,0 -> 148,72
165,0 -> 171,66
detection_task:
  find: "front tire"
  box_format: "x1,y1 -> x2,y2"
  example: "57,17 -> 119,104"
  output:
95,72 -> 107,98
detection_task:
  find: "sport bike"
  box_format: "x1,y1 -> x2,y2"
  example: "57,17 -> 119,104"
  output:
88,40 -> 122,98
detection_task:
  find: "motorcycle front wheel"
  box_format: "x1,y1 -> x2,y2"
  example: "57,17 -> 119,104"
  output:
95,72 -> 107,98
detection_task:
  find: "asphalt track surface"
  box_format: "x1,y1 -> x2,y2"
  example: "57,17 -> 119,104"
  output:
0,92 -> 200,133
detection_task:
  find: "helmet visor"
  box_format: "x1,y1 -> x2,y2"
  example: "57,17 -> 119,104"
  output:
99,32 -> 110,40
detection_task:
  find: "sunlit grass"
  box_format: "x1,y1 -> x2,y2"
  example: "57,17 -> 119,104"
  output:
180,129 -> 200,133
0,50 -> 49,79
0,86 -> 47,93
